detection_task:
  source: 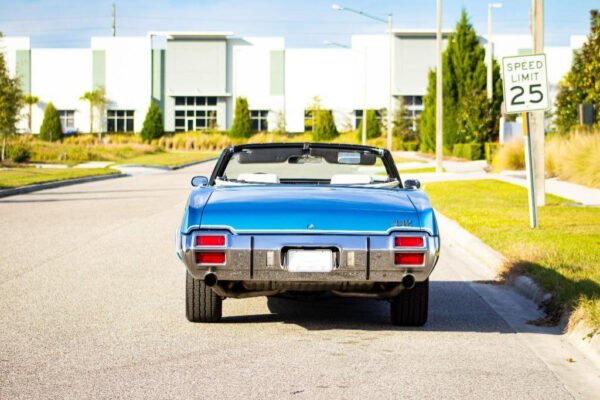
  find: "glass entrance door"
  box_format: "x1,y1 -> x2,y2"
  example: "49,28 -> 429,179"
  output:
174,96 -> 219,132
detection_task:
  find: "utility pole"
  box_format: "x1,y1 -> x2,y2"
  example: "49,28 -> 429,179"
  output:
112,3 -> 116,37
487,3 -> 502,100
435,0 -> 443,173
531,0 -> 545,205
387,13 -> 394,151
362,47 -> 368,146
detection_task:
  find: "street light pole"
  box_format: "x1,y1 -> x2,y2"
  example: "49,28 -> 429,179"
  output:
387,13 -> 394,151
435,0 -> 443,173
487,3 -> 502,100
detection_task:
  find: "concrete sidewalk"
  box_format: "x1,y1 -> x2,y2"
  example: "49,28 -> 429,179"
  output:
395,151 -> 600,206
496,171 -> 600,206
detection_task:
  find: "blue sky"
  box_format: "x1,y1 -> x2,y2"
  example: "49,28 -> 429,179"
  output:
0,0 -> 597,48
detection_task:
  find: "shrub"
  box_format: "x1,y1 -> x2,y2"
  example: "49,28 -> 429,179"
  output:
39,102 -> 63,142
312,110 -> 338,141
140,102 -> 165,141
357,110 -> 382,141
452,143 -> 482,160
492,140 -> 525,171
399,141 -> 419,151
229,97 -> 252,138
484,142 -> 500,164
8,145 -> 30,163
393,99 -> 418,142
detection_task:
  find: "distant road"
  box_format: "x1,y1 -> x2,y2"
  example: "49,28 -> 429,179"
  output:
1,161 -> 598,399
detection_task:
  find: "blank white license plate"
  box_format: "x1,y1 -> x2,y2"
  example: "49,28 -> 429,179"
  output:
287,249 -> 333,273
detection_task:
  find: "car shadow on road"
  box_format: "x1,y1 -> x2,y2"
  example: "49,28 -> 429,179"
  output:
221,280 -> 533,334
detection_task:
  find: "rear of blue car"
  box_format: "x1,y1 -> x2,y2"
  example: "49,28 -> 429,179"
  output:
176,143 -> 440,325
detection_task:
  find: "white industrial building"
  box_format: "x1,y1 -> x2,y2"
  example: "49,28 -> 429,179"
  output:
0,31 -> 584,135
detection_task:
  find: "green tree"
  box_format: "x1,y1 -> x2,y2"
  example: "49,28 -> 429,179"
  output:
555,10 -> 600,133
0,37 -> 23,161
313,109 -> 338,141
140,101 -> 164,141
273,110 -> 286,134
229,97 -> 252,138
39,102 -> 63,142
420,70 -> 437,152
22,94 -> 39,133
80,87 -> 107,138
420,10 -> 503,152
304,96 -> 322,132
357,110 -> 382,141
393,98 -> 417,142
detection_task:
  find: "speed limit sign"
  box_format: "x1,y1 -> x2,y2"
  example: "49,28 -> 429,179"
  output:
502,54 -> 549,114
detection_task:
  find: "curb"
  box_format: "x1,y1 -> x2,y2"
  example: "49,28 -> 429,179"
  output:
171,157 -> 219,170
437,211 -> 552,307
116,157 -> 219,171
0,173 -> 125,199
436,210 -> 600,358
0,157 -> 218,199
435,212 -> 507,273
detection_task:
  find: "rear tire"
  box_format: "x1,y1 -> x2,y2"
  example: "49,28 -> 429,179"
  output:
186,272 -> 222,323
390,279 -> 429,326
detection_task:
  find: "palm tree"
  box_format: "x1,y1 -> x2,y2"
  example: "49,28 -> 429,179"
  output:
22,94 -> 39,133
80,88 -> 107,138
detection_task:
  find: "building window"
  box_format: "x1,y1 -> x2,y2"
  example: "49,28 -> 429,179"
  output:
250,110 -> 269,132
304,110 -> 315,132
354,109 -> 382,129
107,110 -> 134,133
58,110 -> 75,132
173,96 -> 218,132
401,95 -> 424,131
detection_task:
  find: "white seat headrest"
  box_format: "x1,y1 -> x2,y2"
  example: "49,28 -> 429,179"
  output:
237,173 -> 280,184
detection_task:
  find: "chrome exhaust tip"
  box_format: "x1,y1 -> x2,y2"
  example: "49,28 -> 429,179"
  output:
204,272 -> 218,287
402,274 -> 416,290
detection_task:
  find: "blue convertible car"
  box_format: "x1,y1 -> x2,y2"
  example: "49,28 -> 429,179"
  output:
177,143 -> 440,325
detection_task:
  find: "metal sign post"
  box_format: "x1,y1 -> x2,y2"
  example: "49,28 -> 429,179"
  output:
522,112 -> 538,228
502,54 -> 549,229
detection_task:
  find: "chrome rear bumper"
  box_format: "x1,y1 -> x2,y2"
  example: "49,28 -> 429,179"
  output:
178,230 -> 440,283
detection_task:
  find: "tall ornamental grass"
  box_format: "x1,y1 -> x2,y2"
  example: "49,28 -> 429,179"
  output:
491,139 -> 525,171
546,131 -> 600,188
491,130 -> 600,189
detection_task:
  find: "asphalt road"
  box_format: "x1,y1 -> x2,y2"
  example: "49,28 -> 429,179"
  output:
1,162 -> 599,399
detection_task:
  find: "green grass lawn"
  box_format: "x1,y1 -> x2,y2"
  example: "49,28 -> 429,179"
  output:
115,151 -> 219,167
394,155 -> 425,164
399,167 -> 437,174
425,179 -> 600,331
378,167 -> 439,176
0,168 -> 119,189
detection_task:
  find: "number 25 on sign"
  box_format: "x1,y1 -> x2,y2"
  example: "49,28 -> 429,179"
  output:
502,54 -> 549,114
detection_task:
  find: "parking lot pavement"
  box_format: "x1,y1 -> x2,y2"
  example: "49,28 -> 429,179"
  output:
1,161 -> 599,399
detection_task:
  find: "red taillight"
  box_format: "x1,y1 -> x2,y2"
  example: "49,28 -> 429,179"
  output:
395,253 -> 424,265
196,235 -> 226,247
196,251 -> 226,264
395,236 -> 424,247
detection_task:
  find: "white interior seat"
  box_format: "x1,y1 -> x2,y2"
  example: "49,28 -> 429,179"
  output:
237,173 -> 280,184
330,174 -> 373,185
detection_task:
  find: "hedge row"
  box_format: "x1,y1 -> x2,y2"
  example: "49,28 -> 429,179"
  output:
451,143 -> 483,161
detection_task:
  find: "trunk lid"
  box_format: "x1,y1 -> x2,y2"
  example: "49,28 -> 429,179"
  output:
200,186 -> 419,233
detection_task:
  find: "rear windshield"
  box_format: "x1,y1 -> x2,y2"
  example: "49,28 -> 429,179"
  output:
219,146 -> 395,185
